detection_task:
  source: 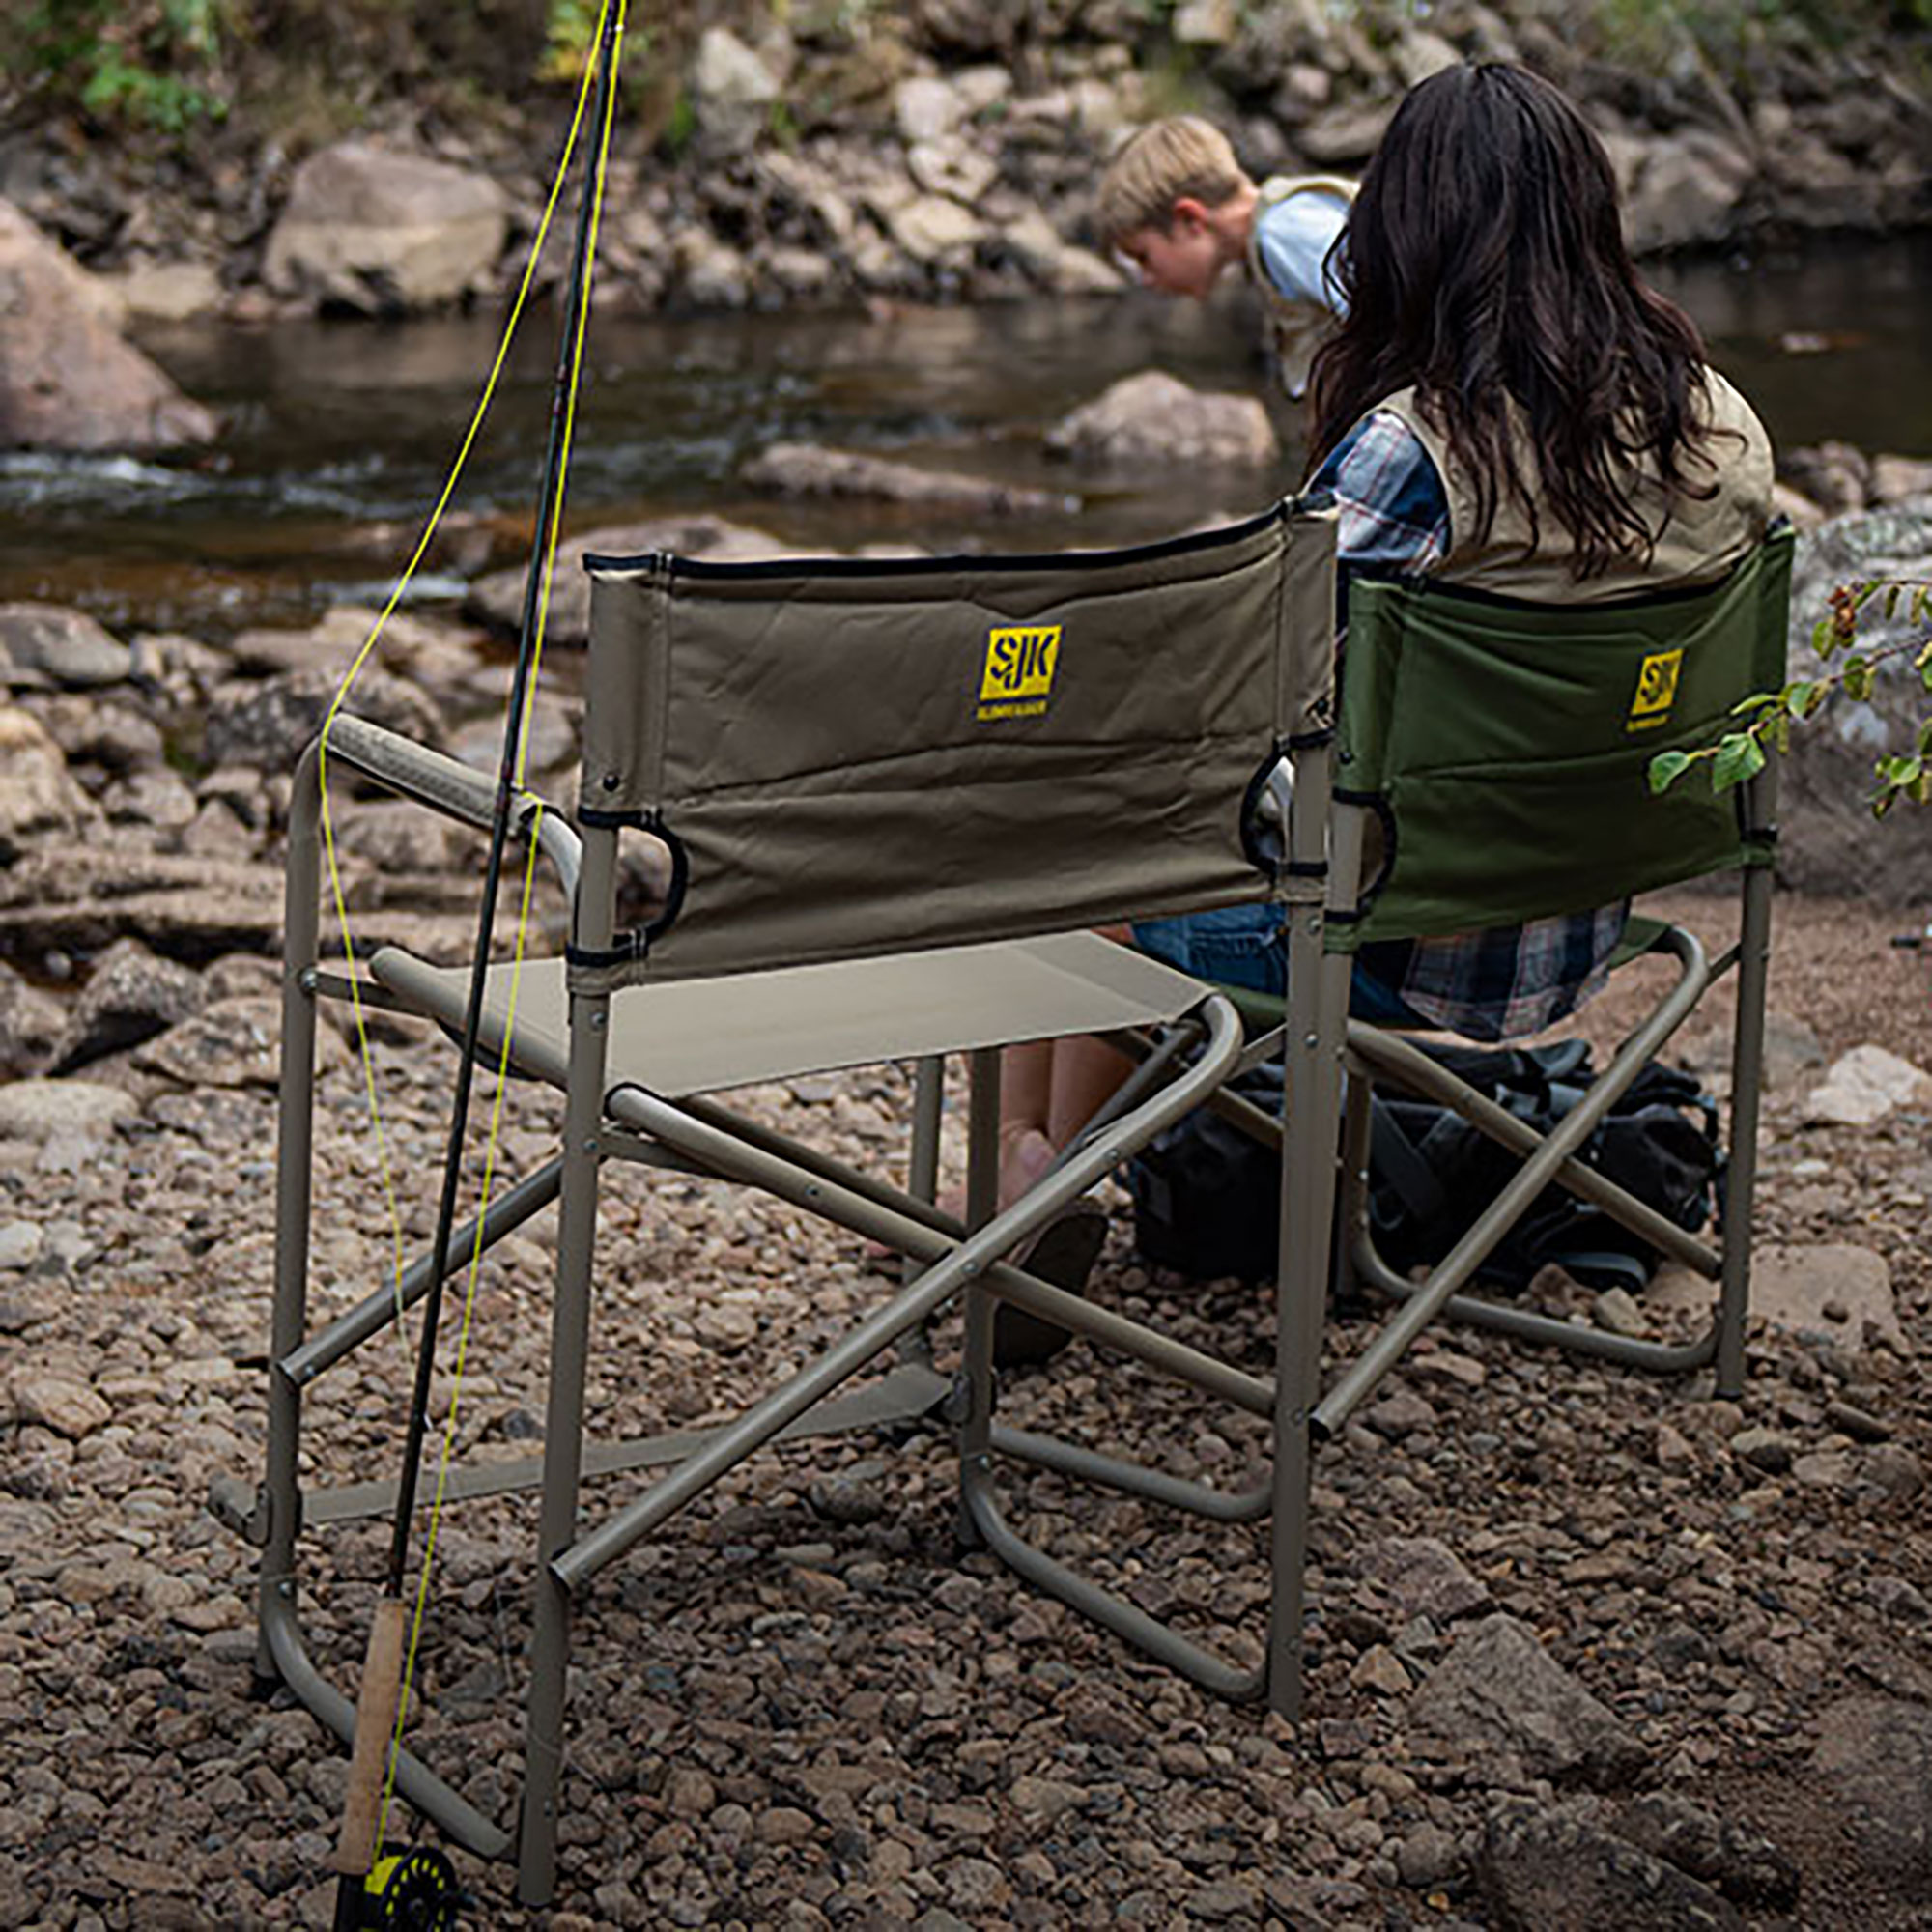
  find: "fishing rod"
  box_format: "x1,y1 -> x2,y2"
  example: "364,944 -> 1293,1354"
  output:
328,8 -> 624,1925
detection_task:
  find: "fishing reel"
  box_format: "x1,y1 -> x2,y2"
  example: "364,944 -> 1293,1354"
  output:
344,1846 -> 463,1930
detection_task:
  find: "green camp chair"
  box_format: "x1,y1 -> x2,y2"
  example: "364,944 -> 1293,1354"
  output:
216,501 -> 1343,1906
1279,528 -> 1793,1449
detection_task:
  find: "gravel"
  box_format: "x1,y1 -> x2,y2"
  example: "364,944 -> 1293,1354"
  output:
1,747 -> 1930,1932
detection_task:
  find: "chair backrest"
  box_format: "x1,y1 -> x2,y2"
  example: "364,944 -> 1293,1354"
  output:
580,502 -> 1337,982
1327,527 -> 1793,950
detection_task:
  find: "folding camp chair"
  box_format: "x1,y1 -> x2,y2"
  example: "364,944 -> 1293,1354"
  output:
1275,528 -> 1794,1462
213,501 -> 1342,1905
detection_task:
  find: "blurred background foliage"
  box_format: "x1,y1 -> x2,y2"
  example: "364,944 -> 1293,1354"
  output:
1,0 -> 1927,146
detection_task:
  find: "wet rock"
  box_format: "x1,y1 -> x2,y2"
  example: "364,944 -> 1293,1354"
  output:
464,515 -> 792,646
53,939 -> 203,1072
1616,1793 -> 1801,1910
1410,1613 -> 1646,1786
1804,1043 -> 1932,1126
264,141 -> 509,315
0,198 -> 216,451
1479,1800 -> 1743,1930
201,667 -> 444,770
741,442 -> 1072,516
0,706 -> 99,861
1812,1696 -> 1932,1897
1045,370 -> 1278,468
0,604 -> 130,690
103,259 -> 223,324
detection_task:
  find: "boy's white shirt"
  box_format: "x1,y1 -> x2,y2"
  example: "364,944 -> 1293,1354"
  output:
1254,185 -> 1350,313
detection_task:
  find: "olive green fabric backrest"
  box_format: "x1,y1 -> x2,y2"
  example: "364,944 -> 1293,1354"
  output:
582,502 -> 1338,983
1328,527 -> 1793,951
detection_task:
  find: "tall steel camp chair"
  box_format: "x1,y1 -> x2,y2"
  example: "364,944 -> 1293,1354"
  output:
1280,527 -> 1794,1462
215,500 -> 1342,1906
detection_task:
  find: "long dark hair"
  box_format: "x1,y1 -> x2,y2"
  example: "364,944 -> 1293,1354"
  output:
1309,63 -> 1715,579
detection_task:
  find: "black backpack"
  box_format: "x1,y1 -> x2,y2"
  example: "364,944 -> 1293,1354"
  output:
1127,1038 -> 1719,1293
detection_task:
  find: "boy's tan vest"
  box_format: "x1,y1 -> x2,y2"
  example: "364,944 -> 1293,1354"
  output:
1371,371 -> 1774,601
1245,174 -> 1357,400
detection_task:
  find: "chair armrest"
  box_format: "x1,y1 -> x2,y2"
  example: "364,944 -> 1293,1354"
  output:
318,713 -> 582,902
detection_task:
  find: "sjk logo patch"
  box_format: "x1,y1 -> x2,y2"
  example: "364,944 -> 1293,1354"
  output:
1627,647 -> 1684,732
978,625 -> 1060,722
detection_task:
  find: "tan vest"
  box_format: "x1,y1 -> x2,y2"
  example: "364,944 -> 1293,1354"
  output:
1373,371 -> 1774,602
1246,174 -> 1357,401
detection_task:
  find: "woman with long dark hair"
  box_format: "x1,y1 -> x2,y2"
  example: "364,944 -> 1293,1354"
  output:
990,62 -> 1773,1265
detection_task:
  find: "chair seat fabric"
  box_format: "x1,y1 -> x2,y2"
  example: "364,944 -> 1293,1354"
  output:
370,932 -> 1208,1099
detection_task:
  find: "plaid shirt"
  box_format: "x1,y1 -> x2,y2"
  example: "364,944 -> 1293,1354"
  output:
1312,411 -> 1627,1042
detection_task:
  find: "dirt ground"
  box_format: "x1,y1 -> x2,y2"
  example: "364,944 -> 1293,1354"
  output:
1,882 -> 1930,1930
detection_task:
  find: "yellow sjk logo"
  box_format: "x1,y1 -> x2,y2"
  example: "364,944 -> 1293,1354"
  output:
1628,647 -> 1684,731
978,624 -> 1061,722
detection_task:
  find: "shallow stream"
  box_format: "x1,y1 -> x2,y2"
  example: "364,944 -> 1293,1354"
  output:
2,232 -> 1928,640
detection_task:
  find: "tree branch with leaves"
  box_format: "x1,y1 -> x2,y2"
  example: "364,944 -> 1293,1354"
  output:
1651,578 -> 1932,816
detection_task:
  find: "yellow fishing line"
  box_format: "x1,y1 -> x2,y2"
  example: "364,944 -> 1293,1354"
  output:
369,0 -> 628,1844
314,0 -> 611,1350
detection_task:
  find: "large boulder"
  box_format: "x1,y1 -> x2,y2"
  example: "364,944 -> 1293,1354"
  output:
1779,495 -> 1932,899
0,200 -> 216,453
263,142 -> 509,315
1046,371 -> 1279,469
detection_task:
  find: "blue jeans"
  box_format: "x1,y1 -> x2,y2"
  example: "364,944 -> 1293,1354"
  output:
1131,901 -> 1428,1025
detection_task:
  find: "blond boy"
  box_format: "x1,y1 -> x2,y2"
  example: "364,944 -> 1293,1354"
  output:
1095,116 -> 1355,399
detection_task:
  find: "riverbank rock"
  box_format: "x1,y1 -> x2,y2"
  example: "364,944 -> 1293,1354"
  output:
0,199 -> 217,452
1046,371 -> 1279,469
1781,497 -> 1932,900
263,142 -> 509,316
463,514 -> 792,646
0,708 -> 99,862
741,442 -> 1075,515
0,604 -> 132,691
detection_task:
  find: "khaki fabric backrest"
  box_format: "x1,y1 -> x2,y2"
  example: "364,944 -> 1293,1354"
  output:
1328,526 -> 1792,950
582,502 -> 1336,982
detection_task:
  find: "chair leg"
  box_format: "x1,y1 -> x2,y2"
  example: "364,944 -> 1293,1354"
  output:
518,836 -> 617,1910
955,1048 -> 1001,1549
258,742 -> 325,1686
1717,865 -> 1774,1399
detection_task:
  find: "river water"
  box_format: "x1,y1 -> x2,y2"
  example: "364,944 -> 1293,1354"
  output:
3,233 -> 1928,639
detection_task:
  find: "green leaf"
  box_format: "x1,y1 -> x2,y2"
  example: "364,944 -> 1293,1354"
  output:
1710,732 -> 1767,793
1647,749 -> 1693,795
1730,692 -> 1781,717
1884,583 -> 1903,621
1918,719 -> 1932,756
1811,616 -> 1837,658
1783,680 -> 1816,717
1843,656 -> 1874,702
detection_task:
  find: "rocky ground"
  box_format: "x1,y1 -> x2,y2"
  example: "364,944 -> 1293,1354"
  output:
1,486 -> 1931,1929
